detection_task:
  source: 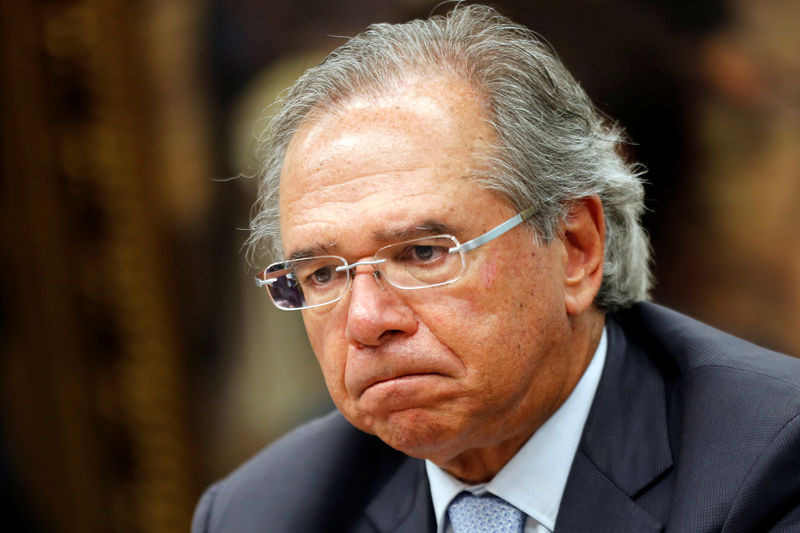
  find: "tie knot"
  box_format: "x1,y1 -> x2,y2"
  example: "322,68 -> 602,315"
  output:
447,492 -> 524,533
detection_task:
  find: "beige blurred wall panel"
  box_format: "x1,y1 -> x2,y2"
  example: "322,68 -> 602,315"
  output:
660,0 -> 800,355
143,0 -> 214,230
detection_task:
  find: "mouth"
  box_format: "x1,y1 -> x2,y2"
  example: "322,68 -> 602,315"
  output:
357,372 -> 448,406
344,341 -> 464,404
366,372 -> 440,389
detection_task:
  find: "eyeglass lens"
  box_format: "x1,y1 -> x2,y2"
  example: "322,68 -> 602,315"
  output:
374,235 -> 463,288
265,257 -> 348,309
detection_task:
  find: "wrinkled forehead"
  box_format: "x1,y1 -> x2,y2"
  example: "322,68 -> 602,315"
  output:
279,75 -> 494,207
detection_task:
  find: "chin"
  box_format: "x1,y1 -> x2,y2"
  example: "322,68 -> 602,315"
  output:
362,408 -> 469,461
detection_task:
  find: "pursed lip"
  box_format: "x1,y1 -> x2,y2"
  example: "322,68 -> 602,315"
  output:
364,372 -> 442,392
352,368 -> 442,399
345,346 -> 463,400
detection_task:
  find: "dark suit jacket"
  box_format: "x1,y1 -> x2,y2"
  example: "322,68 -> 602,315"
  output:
192,303 -> 800,532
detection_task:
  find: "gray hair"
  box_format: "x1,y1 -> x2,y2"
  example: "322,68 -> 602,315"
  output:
248,3 -> 652,310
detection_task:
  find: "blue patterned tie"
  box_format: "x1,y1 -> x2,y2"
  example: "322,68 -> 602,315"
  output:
447,492 -> 524,533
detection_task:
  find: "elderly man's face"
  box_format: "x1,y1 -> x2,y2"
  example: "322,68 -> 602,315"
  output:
279,76 -> 593,478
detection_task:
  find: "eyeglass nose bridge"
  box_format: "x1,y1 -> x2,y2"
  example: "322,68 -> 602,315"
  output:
336,258 -> 387,290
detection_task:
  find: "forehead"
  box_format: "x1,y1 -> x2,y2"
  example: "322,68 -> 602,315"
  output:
278,76 -> 510,258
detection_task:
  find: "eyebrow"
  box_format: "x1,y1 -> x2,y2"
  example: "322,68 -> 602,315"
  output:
287,242 -> 338,261
371,220 -> 461,243
285,219 -> 462,261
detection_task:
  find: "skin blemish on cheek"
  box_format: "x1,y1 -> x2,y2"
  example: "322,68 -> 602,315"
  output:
480,259 -> 498,288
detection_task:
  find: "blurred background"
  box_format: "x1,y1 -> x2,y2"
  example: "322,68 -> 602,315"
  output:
1,0 -> 798,531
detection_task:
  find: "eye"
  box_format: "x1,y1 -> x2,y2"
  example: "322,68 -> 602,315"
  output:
412,245 -> 436,261
309,266 -> 335,285
399,244 -> 447,264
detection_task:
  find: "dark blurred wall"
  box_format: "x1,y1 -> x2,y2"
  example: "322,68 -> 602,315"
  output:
1,0 -> 213,531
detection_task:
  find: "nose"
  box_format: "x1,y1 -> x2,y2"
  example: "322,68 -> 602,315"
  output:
345,266 -> 417,347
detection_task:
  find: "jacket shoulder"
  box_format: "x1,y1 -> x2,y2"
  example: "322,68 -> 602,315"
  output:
614,302 -> 800,445
192,411 -> 406,533
615,302 -> 800,383
613,303 -> 800,530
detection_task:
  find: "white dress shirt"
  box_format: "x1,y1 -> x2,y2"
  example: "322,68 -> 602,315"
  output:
426,328 -> 607,533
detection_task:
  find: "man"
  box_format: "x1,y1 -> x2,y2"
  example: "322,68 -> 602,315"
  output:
193,5 -> 800,532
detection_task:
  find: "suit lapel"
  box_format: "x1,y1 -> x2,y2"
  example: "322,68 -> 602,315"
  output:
556,316 -> 673,532
363,456 -> 435,532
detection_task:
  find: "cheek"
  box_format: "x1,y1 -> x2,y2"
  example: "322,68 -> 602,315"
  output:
417,289 -> 503,365
479,258 -> 498,289
303,313 -> 348,388
423,251 -> 560,364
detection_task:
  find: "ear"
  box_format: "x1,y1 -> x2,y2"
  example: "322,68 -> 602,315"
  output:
560,196 -> 605,316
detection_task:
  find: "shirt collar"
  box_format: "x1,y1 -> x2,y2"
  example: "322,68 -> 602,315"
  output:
426,327 -> 607,532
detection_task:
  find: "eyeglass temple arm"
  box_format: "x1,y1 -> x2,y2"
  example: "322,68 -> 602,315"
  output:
452,206 -> 536,253
254,267 -> 293,287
